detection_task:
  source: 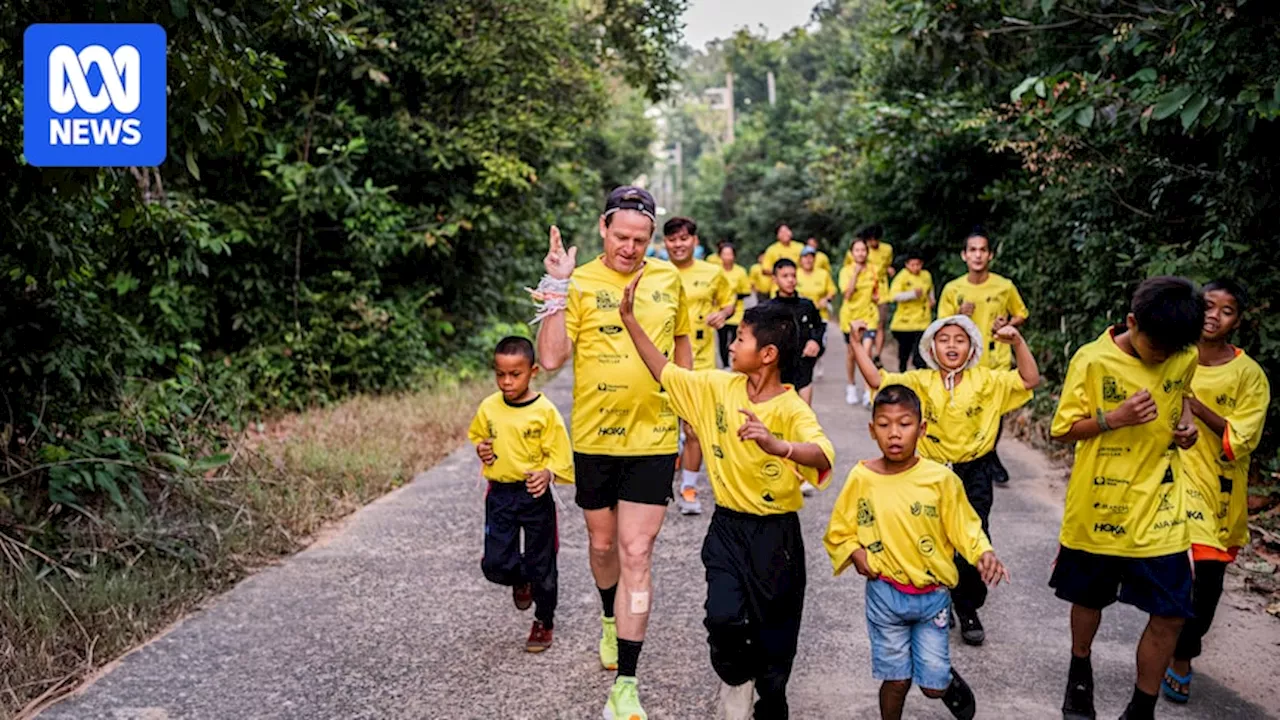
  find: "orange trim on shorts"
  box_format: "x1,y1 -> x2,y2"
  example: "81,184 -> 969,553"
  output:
1191,544 -> 1238,563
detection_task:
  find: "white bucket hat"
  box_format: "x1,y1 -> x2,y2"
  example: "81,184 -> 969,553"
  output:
919,315 -> 985,393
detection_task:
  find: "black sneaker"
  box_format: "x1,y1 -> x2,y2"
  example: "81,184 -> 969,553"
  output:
954,606 -> 985,646
941,668 -> 976,720
1062,675 -> 1097,720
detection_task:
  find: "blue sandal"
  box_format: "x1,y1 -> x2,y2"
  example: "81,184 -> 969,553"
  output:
1161,667 -> 1192,703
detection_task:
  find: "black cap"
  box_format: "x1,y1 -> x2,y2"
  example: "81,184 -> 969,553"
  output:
604,186 -> 656,223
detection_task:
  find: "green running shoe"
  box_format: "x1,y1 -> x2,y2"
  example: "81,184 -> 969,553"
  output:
599,615 -> 618,670
602,676 -> 646,720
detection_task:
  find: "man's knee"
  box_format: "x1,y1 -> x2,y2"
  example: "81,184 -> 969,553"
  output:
920,686 -> 946,699
619,531 -> 656,569
587,527 -> 616,560
1149,614 -> 1187,636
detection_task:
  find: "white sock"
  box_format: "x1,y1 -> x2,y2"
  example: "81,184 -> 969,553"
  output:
681,469 -> 699,491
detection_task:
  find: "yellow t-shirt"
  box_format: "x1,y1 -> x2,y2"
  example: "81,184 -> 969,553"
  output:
749,263 -> 772,294
880,367 -> 1033,464
763,241 -> 803,274
937,273 -> 1029,370
721,263 -> 752,325
1179,350 -> 1270,551
1051,328 -> 1198,558
467,392 -> 574,484
796,267 -> 838,321
825,459 -> 992,589
838,264 -> 880,333
814,250 -> 832,275
677,260 -> 734,370
888,270 -> 934,332
566,256 -> 691,455
660,365 -> 835,515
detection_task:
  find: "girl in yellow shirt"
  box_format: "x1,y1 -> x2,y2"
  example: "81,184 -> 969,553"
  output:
839,238 -> 881,407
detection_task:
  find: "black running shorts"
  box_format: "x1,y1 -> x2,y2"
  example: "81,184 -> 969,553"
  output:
574,452 -> 678,510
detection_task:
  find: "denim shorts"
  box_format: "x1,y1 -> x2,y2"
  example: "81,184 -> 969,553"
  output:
865,579 -> 951,690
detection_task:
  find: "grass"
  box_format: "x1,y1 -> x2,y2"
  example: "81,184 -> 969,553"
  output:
0,377 -> 494,719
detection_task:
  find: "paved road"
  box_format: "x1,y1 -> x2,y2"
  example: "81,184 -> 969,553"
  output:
40,330 -> 1277,719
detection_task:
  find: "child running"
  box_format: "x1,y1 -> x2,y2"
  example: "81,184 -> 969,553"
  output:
1162,279 -> 1270,705
886,248 -> 934,371
467,336 -> 574,652
618,272 -> 835,720
825,384 -> 1010,720
840,236 -> 881,407
847,314 -> 1039,646
1049,277 -> 1204,720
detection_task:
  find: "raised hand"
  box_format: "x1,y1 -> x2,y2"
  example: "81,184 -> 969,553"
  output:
848,320 -> 869,341
992,325 -> 1023,345
619,268 -> 644,322
737,408 -> 785,455
544,226 -> 578,280
1109,389 -> 1158,429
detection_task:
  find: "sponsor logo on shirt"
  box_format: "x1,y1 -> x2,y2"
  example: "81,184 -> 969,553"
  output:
917,535 -> 936,556
715,403 -> 728,433
1092,476 -> 1130,487
1215,393 -> 1237,409
1185,509 -> 1205,521
856,498 -> 875,527
1097,446 -> 1132,457
651,290 -> 675,303
597,426 -> 627,437
1157,492 -> 1175,513
965,405 -> 984,418
712,444 -> 724,459
1092,522 -> 1126,536
1102,376 -> 1127,404
599,325 -> 623,335
596,290 -> 620,310
596,353 -> 627,365
910,502 -> 938,518
762,461 -> 783,480
1162,378 -> 1186,394
599,407 -> 629,416
1092,501 -> 1130,514
1152,517 -> 1186,530
867,541 -> 884,553
522,427 -> 543,439
659,400 -> 674,418
652,424 -> 677,434
596,382 -> 627,392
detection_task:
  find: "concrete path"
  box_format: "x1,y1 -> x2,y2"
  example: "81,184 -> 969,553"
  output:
40,328 -> 1278,719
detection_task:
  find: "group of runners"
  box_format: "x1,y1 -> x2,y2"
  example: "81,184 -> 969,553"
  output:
466,186 -> 1270,720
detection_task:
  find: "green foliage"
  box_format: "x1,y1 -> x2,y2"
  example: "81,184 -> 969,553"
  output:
0,1 -> 677,522
677,0 -> 1280,468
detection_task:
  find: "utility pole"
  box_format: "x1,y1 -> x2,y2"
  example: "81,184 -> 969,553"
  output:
767,71 -> 776,106
725,72 -> 735,144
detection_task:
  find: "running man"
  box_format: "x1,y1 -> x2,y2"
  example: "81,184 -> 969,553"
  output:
665,217 -> 736,515
535,186 -> 692,720
762,223 -> 803,282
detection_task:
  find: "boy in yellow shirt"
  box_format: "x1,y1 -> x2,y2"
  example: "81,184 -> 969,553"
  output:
1049,277 -> 1204,720
848,314 -> 1039,647
468,336 -> 574,653
619,275 -> 835,720
1162,279 -> 1270,705
825,385 -> 1009,720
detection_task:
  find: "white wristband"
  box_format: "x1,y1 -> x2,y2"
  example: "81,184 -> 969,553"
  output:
524,275 -> 572,324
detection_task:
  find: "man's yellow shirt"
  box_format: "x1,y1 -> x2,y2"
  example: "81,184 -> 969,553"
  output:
1051,329 -> 1197,558
825,459 -> 992,589
937,273 -> 1028,369
1179,349 -> 1269,551
566,256 -> 691,455
661,365 -> 835,515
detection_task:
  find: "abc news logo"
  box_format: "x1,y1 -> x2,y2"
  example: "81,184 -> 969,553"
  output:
24,24 -> 167,167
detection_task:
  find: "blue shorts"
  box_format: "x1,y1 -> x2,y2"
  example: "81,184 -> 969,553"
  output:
865,579 -> 951,690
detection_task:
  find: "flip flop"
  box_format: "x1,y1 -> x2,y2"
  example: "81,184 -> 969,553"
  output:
1161,667 -> 1192,704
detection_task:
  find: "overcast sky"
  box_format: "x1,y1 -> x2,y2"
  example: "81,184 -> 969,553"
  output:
681,0 -> 815,49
